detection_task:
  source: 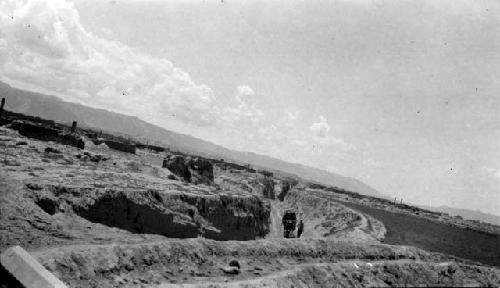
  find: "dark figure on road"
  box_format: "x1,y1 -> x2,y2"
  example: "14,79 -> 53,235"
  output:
282,210 -> 297,238
297,220 -> 304,238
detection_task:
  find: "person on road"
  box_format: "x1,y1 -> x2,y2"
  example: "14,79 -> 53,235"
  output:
297,220 -> 304,238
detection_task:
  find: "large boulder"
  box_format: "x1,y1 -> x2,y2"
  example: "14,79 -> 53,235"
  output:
163,155 -> 191,182
163,155 -> 214,185
187,157 -> 214,184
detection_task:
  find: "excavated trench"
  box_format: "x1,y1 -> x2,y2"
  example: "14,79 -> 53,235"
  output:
29,179 -> 384,244
76,193 -> 200,238
30,184 -> 271,241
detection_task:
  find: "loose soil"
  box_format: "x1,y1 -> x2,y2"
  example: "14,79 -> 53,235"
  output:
1,121 -> 500,287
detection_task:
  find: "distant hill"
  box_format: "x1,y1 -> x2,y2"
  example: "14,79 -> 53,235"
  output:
421,205 -> 500,226
0,81 -> 386,198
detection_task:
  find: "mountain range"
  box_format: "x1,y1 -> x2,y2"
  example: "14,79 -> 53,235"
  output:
0,80 -> 385,198
421,205 -> 500,226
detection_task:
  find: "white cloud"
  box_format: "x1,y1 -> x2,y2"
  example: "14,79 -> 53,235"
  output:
363,158 -> 384,167
481,166 -> 495,174
281,109 -> 299,127
235,85 -> 254,102
0,0 -> 215,126
309,115 -> 330,138
0,0 -> 311,155
219,85 -> 263,125
323,136 -> 357,151
480,166 -> 500,180
0,0 -> 358,170
495,170 -> 500,179
308,115 -> 356,151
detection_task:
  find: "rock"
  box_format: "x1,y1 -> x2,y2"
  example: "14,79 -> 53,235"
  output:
163,155 -> 214,185
76,152 -> 106,163
77,138 -> 85,150
163,155 -> 191,182
187,157 -> 214,185
90,154 -> 105,163
221,266 -> 239,274
15,141 -> 27,146
45,147 -> 61,154
35,197 -> 59,215
229,259 -> 240,269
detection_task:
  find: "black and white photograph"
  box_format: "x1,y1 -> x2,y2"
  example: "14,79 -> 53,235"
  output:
0,0 -> 499,287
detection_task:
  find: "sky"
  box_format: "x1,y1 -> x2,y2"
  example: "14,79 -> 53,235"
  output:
0,0 -> 499,215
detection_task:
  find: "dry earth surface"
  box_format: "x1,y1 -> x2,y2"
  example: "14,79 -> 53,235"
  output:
1,116 -> 500,287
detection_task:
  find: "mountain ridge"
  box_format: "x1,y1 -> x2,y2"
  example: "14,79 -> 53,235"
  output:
420,205 -> 500,226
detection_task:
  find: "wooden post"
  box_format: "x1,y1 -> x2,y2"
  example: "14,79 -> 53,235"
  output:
0,98 -> 5,117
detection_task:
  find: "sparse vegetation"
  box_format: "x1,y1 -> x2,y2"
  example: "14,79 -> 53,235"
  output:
0,110 -> 499,287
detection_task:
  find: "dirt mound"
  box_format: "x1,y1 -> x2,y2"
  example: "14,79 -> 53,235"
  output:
33,239 -> 500,287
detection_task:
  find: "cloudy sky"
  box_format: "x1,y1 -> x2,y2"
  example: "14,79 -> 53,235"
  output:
1,0 -> 499,215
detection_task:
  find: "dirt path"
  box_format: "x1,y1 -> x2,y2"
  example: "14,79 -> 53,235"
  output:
155,259 -> 500,288
266,200 -> 284,238
33,236 -> 465,286
269,189 -> 386,242
339,200 -> 500,267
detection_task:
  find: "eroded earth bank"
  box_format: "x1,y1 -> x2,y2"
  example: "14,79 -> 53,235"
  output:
1,116 -> 500,287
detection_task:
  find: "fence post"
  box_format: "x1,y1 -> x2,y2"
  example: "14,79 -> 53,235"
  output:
0,98 -> 5,117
